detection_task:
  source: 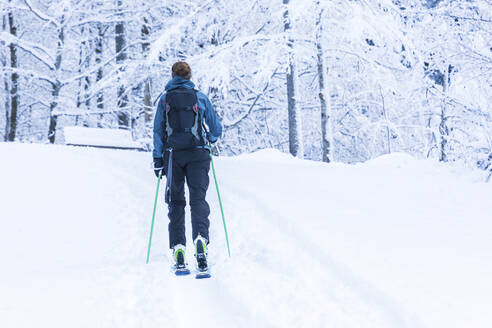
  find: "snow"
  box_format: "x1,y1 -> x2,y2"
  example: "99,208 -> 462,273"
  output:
63,126 -> 143,149
1,142 -> 491,328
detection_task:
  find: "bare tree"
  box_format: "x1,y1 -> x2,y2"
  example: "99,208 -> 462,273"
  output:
315,2 -> 332,162
95,22 -> 105,127
439,64 -> 450,162
76,26 -> 91,127
2,13 -> 9,141
141,16 -> 153,134
283,0 -> 303,158
6,3 -> 18,142
47,15 -> 65,143
379,86 -> 391,154
115,0 -> 129,128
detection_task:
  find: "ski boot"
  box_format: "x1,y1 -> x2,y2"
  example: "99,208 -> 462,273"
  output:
194,235 -> 211,279
172,244 -> 190,276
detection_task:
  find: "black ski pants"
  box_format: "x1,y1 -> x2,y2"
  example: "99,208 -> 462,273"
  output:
163,148 -> 211,249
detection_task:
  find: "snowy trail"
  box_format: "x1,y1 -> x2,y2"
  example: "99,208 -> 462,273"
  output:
1,143 -> 491,328
216,153 -> 492,328
216,160 -> 417,328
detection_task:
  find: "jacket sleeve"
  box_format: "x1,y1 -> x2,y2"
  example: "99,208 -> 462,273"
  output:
198,91 -> 222,142
153,95 -> 166,158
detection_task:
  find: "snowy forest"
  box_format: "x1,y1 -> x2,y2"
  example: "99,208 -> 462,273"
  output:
1,0 -> 491,167
2,1 -> 492,326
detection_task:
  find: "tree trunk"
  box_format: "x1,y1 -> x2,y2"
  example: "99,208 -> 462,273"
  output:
283,0 -> 303,158
2,14 -> 9,141
316,3 -> 332,163
380,86 -> 391,154
7,10 -> 19,142
76,28 -> 91,127
95,23 -> 104,127
76,27 -> 85,111
3,71 -> 8,142
115,0 -> 129,129
83,28 -> 91,126
48,21 -> 64,143
48,84 -> 60,143
439,64 -> 450,162
141,18 -> 153,126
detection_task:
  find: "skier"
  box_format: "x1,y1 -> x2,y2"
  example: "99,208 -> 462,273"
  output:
153,62 -> 222,276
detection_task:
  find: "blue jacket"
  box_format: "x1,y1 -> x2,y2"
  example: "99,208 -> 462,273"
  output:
153,76 -> 223,158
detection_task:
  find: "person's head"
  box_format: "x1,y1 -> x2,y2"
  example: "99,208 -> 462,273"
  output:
172,61 -> 192,80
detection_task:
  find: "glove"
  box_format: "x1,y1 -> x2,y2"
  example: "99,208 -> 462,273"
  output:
153,157 -> 164,178
208,134 -> 218,144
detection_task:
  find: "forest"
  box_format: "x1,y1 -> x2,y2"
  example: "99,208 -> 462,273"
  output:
1,0 -> 491,168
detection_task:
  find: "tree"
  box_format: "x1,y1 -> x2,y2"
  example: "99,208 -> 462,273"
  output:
5,1 -> 18,142
95,21 -> 106,127
47,14 -> 65,144
0,0 -> 489,169
283,0 -> 303,158
75,26 -> 92,126
439,63 -> 450,162
315,1 -> 332,162
115,0 -> 129,129
1,12 -> 8,141
141,17 -> 153,128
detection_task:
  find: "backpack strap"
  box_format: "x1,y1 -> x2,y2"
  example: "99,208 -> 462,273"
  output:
190,90 -> 200,141
164,98 -> 173,137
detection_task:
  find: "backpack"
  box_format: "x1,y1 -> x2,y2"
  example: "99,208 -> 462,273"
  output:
164,88 -> 205,150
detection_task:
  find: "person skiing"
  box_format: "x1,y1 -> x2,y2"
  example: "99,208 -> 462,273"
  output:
153,62 -> 222,276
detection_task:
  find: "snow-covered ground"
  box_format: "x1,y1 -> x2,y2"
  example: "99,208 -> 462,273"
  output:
1,142 -> 491,328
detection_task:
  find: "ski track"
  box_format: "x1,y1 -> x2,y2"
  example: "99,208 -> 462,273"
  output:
0,143 -> 423,328
221,180 -> 421,328
2,144 -> 491,328
100,148 -> 269,327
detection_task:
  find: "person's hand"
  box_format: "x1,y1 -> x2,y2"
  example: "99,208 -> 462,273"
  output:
153,158 -> 164,178
208,135 -> 218,144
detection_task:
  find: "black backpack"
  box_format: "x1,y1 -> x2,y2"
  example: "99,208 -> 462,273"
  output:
164,88 -> 205,150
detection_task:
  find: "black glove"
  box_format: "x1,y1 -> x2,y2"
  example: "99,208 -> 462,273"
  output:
153,157 -> 164,178
207,134 -> 218,144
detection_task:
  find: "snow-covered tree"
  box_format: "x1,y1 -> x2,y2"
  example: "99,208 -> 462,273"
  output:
0,0 -> 490,172
1,0 -> 19,141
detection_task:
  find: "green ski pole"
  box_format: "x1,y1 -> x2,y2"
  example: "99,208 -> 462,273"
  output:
209,152 -> 231,257
146,170 -> 162,264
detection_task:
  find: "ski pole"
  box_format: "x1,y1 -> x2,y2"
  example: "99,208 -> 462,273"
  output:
146,170 -> 162,264
209,150 -> 231,257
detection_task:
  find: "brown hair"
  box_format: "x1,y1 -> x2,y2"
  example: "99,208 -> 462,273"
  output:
172,62 -> 192,79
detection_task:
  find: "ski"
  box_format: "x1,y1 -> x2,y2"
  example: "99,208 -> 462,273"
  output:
173,264 -> 191,276
194,236 -> 210,279
195,268 -> 211,279
172,245 -> 190,276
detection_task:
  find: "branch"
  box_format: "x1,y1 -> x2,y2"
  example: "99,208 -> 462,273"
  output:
23,0 -> 58,27
147,0 -> 216,63
0,66 -> 55,86
436,13 -> 492,24
186,33 -> 282,66
0,32 -> 55,71
223,68 -> 278,129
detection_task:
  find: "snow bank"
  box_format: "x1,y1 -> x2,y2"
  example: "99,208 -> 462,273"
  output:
1,142 -> 491,328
